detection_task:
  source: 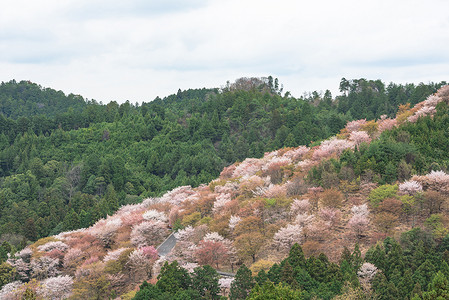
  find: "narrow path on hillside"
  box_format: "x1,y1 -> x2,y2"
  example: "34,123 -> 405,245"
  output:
156,232 -> 177,257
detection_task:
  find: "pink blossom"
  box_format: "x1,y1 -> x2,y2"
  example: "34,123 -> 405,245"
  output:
399,180 -> 423,195
295,213 -> 315,226
38,241 -> 69,253
346,119 -> 367,132
263,184 -> 287,199
0,281 -> 23,299
313,138 -> 354,160
203,232 -> 225,242
319,207 -> 341,226
219,277 -> 234,289
89,217 -> 122,247
273,224 -> 303,251
139,246 -> 159,259
181,262 -> 199,273
214,181 -> 239,194
142,209 -> 168,222
357,262 -> 378,282
348,214 -> 369,236
233,158 -> 263,178
229,215 -> 241,230
290,199 -> 311,214
120,210 -> 145,227
262,156 -> 292,172
174,226 -> 196,241
63,248 -> 84,269
103,248 -> 129,262
38,275 -> 74,299
17,248 -> 32,261
158,186 -> 199,205
283,146 -> 310,161
412,170 -> 449,194
30,256 -> 60,280
351,204 -> 370,217
377,117 -> 397,132
6,258 -> 30,281
130,220 -> 168,248
349,131 -> 371,146
213,193 -> 232,213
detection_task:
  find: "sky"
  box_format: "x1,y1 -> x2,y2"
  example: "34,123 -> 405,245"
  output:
1,0 -> 449,104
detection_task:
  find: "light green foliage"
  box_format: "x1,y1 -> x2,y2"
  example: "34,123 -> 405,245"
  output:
368,184 -> 398,207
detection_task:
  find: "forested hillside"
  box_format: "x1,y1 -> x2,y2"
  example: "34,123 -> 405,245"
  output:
0,81 -> 448,299
0,78 -> 445,246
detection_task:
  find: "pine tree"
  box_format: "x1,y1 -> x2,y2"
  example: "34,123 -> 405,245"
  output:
230,264 -> 255,300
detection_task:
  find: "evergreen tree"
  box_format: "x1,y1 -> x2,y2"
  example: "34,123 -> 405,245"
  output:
191,265 -> 220,299
230,264 -> 255,300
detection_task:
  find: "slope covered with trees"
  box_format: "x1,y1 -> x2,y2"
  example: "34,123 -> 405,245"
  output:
0,77 -> 444,245
0,83 -> 448,299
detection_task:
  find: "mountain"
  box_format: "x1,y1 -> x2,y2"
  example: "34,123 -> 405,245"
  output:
1,84 -> 448,299
5,77 -> 444,242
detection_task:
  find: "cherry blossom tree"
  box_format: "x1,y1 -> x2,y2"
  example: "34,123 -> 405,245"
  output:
349,131 -> 371,146
130,220 -> 168,248
272,224 -> 303,252
63,248 -> 84,270
295,213 -> 315,227
127,246 -> 159,280
142,209 -> 168,222
346,119 -> 367,132
103,248 -> 129,262
229,215 -> 241,230
38,241 -> 69,253
357,262 -> 378,282
348,214 -> 369,238
0,281 -> 23,299
195,240 -> 229,268
213,193 -> 232,213
319,207 -> 341,227
89,217 -> 123,248
399,180 -> 423,195
38,275 -> 74,299
377,116 -> 397,132
30,256 -> 60,280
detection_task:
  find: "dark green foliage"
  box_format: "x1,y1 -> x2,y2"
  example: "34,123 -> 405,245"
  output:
191,265 -> 220,299
288,243 -> 306,269
230,264 -> 255,300
422,271 -> 449,299
247,282 -> 303,300
156,261 -> 192,294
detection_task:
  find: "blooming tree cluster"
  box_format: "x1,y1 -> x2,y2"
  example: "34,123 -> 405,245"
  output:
357,262 -> 378,282
229,215 -> 241,230
142,209 -> 168,222
412,170 -> 449,194
312,138 -> 355,160
349,131 -> 371,146
103,248 -> 129,262
273,223 -> 303,251
213,193 -> 232,213
348,204 -> 370,238
130,220 -> 168,248
157,185 -> 199,205
31,256 -> 60,280
345,119 -> 367,132
407,94 -> 443,123
399,180 -> 423,195
38,275 -> 74,299
38,241 -> 69,253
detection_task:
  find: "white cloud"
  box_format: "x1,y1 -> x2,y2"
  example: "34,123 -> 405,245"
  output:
0,0 -> 448,103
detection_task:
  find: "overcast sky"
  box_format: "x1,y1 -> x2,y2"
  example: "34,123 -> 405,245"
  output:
1,0 -> 448,104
